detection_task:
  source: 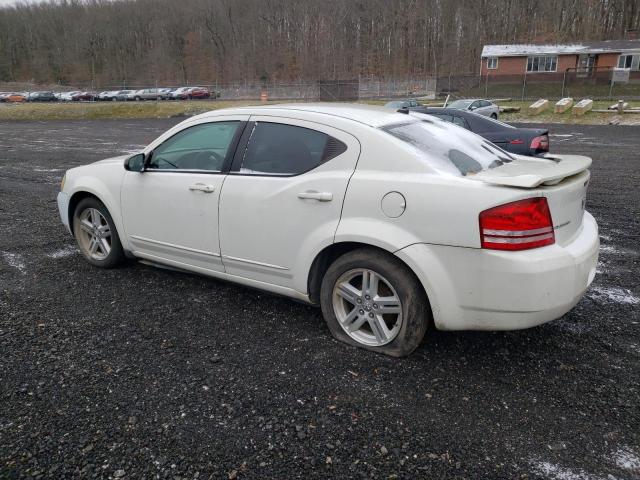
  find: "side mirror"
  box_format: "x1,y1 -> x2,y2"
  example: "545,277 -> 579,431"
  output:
468,105 -> 476,110
124,153 -> 145,172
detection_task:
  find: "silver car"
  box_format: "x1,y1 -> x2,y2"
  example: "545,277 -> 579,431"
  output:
130,88 -> 167,101
446,99 -> 499,119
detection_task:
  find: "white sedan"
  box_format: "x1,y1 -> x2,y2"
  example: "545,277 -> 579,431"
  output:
57,104 -> 599,356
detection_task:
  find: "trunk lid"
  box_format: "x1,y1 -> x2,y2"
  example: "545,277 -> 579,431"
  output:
472,154 -> 591,246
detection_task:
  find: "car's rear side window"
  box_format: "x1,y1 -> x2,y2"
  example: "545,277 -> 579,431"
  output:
239,122 -> 346,176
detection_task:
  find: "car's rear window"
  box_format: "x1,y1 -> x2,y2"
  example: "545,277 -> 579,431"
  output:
381,119 -> 514,177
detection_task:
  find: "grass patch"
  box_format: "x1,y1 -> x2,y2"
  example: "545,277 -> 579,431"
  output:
495,100 -> 640,125
1,98 -> 639,125
0,100 -> 258,121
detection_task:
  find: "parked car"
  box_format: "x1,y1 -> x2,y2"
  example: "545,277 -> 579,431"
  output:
446,98 -> 500,119
169,87 -> 192,100
72,91 -> 96,102
3,93 -> 27,103
409,107 -> 550,156
27,91 -> 58,102
56,104 -> 598,357
58,91 -> 81,101
384,99 -> 421,109
131,88 -> 168,101
186,87 -> 210,99
98,90 -> 123,101
106,90 -> 133,101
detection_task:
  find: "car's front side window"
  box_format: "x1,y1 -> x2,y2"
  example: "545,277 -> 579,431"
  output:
238,122 -> 345,176
148,121 -> 240,171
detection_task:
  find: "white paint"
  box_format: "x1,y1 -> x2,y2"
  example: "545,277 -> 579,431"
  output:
550,134 -> 574,138
1,252 -> 26,274
58,104 -> 600,332
34,168 -> 62,172
588,286 -> 640,305
613,447 -> 640,472
47,246 -> 77,259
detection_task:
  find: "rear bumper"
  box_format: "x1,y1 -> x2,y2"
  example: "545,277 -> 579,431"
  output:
57,191 -> 71,234
395,212 -> 599,331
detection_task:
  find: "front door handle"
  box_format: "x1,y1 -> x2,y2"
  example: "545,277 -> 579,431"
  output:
189,183 -> 215,193
297,190 -> 333,202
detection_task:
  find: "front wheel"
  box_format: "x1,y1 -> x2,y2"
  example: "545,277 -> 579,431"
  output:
320,249 -> 429,357
490,113 -> 498,119
73,197 -> 125,268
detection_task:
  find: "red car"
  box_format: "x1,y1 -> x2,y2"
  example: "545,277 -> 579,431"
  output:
186,87 -> 210,100
71,91 -> 96,102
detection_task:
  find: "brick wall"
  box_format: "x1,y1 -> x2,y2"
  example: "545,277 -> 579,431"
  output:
597,53 -> 620,68
481,54 -> 579,76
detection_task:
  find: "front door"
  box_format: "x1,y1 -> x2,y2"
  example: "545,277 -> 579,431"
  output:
121,118 -> 247,271
218,117 -> 360,291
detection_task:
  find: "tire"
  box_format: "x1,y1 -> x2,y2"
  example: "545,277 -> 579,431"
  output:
72,197 -> 125,268
490,113 -> 498,119
135,96 -> 141,101
320,248 -> 430,357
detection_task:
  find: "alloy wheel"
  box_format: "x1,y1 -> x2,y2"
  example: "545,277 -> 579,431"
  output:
76,208 -> 112,261
332,269 -> 403,346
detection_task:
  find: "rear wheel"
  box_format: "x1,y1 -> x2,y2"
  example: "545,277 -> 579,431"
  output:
490,112 -> 498,119
73,197 -> 124,268
320,249 -> 429,357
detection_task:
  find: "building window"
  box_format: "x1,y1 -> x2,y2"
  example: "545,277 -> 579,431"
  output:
526,56 -> 558,72
487,57 -> 498,69
618,54 -> 640,70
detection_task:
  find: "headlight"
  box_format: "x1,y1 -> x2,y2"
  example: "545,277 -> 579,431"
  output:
60,173 -> 66,191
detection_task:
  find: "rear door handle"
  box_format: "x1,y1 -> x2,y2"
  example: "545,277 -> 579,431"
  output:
297,190 -> 333,202
189,183 -> 215,193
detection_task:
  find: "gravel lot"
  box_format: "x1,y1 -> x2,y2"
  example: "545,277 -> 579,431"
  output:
1,119 -> 639,479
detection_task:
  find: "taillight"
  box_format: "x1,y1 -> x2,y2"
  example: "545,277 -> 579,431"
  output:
479,197 -> 555,251
530,135 -> 549,151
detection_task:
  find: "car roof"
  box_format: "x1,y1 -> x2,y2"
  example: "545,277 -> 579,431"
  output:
197,103 -> 416,128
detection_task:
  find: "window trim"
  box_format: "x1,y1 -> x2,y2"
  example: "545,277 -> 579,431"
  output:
228,121 -> 347,178
143,120 -> 247,174
487,57 -> 498,69
618,54 -> 640,70
526,55 -> 558,73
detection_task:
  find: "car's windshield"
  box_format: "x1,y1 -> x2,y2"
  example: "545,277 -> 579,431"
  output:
381,119 -> 514,177
447,100 -> 473,109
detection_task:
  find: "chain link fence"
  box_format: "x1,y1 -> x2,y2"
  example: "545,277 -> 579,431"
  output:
84,77 -> 436,101
437,67 -> 640,100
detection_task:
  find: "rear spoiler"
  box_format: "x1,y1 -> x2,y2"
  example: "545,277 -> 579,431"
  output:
471,154 -> 592,188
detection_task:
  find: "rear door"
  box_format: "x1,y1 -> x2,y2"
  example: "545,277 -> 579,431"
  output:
218,117 -> 360,290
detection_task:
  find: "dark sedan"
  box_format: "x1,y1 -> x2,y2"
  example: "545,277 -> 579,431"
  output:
409,107 -> 549,156
27,91 -> 57,102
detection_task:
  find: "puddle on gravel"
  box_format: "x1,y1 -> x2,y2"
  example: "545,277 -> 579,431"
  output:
588,286 -> 640,305
531,460 -> 601,480
613,446 -> 640,472
1,251 -> 26,274
47,246 -> 78,259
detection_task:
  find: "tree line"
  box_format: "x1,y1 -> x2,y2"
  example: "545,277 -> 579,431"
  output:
0,0 -> 638,87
